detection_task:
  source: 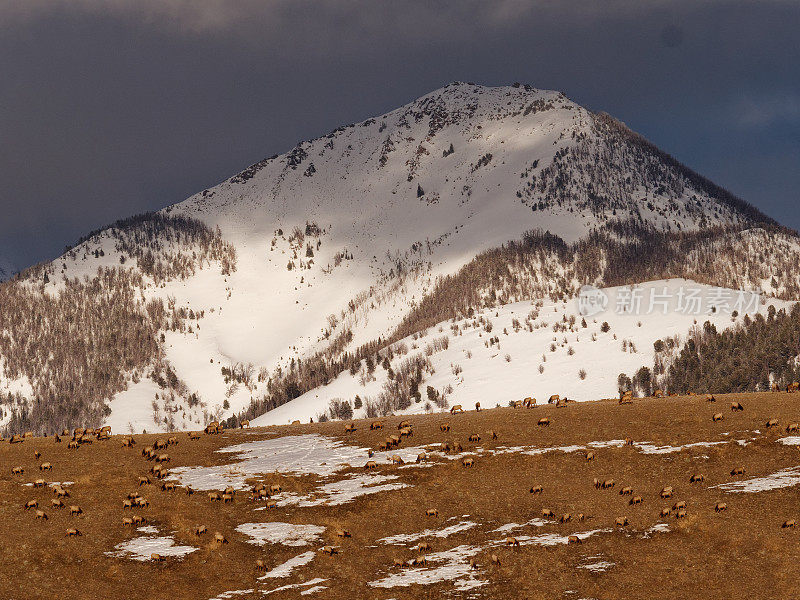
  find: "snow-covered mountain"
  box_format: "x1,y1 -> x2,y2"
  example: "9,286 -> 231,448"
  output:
1,82 -> 797,435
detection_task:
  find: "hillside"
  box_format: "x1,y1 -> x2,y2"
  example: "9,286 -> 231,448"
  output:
3,392 -> 800,599
0,82 -> 798,436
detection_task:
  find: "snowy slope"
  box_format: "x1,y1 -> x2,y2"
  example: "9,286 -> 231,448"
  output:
252,279 -> 793,426
0,83 -> 794,434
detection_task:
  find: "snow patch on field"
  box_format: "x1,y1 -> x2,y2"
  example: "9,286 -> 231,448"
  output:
274,474 -> 409,508
492,518 -> 548,533
578,559 -> 615,573
258,551 -> 316,579
493,529 -> 610,547
368,545 -> 486,591
379,521 -> 478,545
262,578 -> 327,595
713,465 -> 800,493
236,522 -> 325,546
106,535 -> 197,561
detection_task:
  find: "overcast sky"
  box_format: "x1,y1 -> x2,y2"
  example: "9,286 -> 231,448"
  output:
1,0 -> 798,271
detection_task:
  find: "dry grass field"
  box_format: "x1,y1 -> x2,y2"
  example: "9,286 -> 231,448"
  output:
3,392 -> 800,599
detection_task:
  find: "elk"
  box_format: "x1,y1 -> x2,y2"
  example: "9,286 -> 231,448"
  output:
364,460 -> 377,470
67,441 -> 79,450
782,520 -> 796,528
399,427 -> 413,438
585,451 -> 595,462
336,529 -> 351,538
167,436 -> 178,446
541,508 -> 555,518
266,499 -> 277,509
320,546 -> 337,556
660,508 -> 671,517
139,476 -> 151,486
505,537 -> 520,547
730,467 -> 746,476
397,420 -> 411,430
70,505 -> 83,516
601,479 -> 615,490
450,405 -> 464,414
188,432 -> 201,440
475,402 -> 481,412
673,501 -> 687,511
489,430 -> 498,440
345,423 -> 356,433
122,517 -> 134,527
370,421 -> 383,430
468,433 -> 481,442
567,535 -> 581,545
240,420 -> 250,428
25,500 -> 38,510
65,528 -> 82,537
530,485 -> 544,495
161,482 -> 176,492
11,466 -> 23,475
629,496 -> 644,505
214,532 -> 228,544
690,474 -> 705,483
766,419 -> 780,428
416,542 -> 431,552
619,486 -> 633,496
660,487 -> 674,499
787,423 -> 800,434
416,452 -> 427,463
706,394 -> 716,402
714,503 -> 728,512
155,454 -> 170,463
731,402 -> 744,412
425,508 -> 439,517
33,479 -> 46,488
208,492 -> 222,502
53,486 -> 69,498
256,559 -> 266,573
35,510 -> 48,521
712,413 -> 724,422
390,455 -> 404,466
549,394 -> 560,404
462,457 -> 475,468
33,450 -> 41,459
491,554 -> 501,567
675,509 -> 687,519
559,514 -> 572,524
615,517 -> 628,527
537,417 -> 550,427
151,553 -> 165,562
624,438 -> 634,446
440,423 -> 450,433
136,497 -> 149,508
195,525 -> 207,536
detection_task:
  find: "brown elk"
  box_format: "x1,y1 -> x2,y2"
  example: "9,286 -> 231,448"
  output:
320,546 -> 337,556
364,461 -> 377,470
370,421 -> 383,430
139,476 -> 151,486
397,420 -> 411,430
541,508 -> 555,518
256,559 -> 266,573
416,452 -> 427,463
559,513 -> 572,524
65,528 -> 82,537
585,451 -> 595,462
712,413 -> 724,422
601,479 -> 615,490
660,486 -> 674,498
714,503 -> 728,512
567,535 -> 581,544
391,455 -> 404,466
25,500 -> 38,510
122,517 -> 134,527
675,509 -> 687,519
70,505 -> 83,516
51,499 -> 64,510
155,454 -> 170,463
440,423 -> 450,433
33,479 -> 46,488
491,554 -> 501,566
188,432 -> 200,440
33,450 -> 41,459
624,437 -> 634,446
537,418 -> 550,427
731,402 -> 744,412
706,394 -> 716,402
11,466 -> 23,475
35,510 -> 48,521
530,485 -> 543,495
766,419 -> 779,428
450,405 -> 464,414
136,497 -> 149,508
239,420 -> 250,429
475,402 -> 481,411
673,501 -> 687,511
53,486 -> 69,498
730,467 -> 746,476
787,423 -> 800,434
67,440 -> 79,449
425,508 -> 439,517
782,519 -> 796,528
208,492 -> 222,502
505,537 -> 520,547
195,525 -> 207,536
345,423 -> 356,433
399,427 -> 413,438
462,456 -> 475,468
214,532 -> 228,544
615,517 -> 628,527
629,496 -> 644,505
489,430 -> 498,440
266,499 -> 278,509
150,553 -> 165,562
39,462 -> 52,472
660,508 -> 671,517
416,542 -> 430,552
690,474 -> 705,483
161,482 -> 176,492
336,529 -> 352,538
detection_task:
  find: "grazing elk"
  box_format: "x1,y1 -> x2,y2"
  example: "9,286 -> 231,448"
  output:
615,517 -> 628,527
505,537 -> 520,547
70,505 -> 83,516
336,529 -> 352,538
537,418 -> 550,427
450,405 -> 464,414
660,508 -> 671,517
567,535 -> 581,545
489,430 -> 498,440
629,496 -> 644,505
730,467 -> 746,476
782,520 -> 796,528
440,423 -> 450,433
559,514 -> 572,524
364,461 -> 377,470
416,452 -> 427,464
239,420 -> 250,428
675,509 -> 687,519
25,500 -> 38,510
122,517 -> 134,527
320,546 -> 337,556
370,421 -> 383,430
344,423 -> 356,434
712,413 -> 724,422
397,420 -> 411,430
151,553 -> 165,562
51,500 -> 64,511
541,509 -> 555,518
256,559 -> 266,573
601,479 -> 615,490
766,419 -> 779,428
35,510 -> 48,521
65,528 -> 82,537
11,466 -> 23,475
462,457 -> 475,468
530,485 -> 544,495
491,554 -> 501,567
208,492 -> 222,502
787,423 -> 800,434
33,479 -> 46,488
731,402 -> 744,412
620,486 -> 634,496
390,455 -> 404,466
690,474 -> 705,483
673,501 -> 687,511
714,503 -> 728,512
425,508 -> 439,517
660,487 -> 674,499
585,451 -> 595,462
468,433 -> 481,442
195,525 -> 207,536
214,532 -> 228,544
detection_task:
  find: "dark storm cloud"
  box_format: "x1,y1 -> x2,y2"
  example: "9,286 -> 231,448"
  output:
0,0 -> 798,270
